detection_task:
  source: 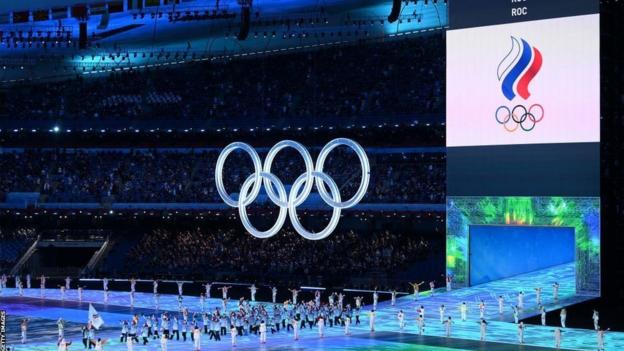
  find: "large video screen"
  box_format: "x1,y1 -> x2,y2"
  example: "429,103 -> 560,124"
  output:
447,14 -> 600,147
445,0 -> 600,295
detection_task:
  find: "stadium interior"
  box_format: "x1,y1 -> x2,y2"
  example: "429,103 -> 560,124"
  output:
1,0 -> 624,350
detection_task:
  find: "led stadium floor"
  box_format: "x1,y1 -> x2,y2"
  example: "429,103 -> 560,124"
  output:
0,264 -> 620,350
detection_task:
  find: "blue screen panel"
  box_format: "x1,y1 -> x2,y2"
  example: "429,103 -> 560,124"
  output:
469,225 -> 575,286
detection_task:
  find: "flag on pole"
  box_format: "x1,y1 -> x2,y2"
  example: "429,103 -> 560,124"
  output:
89,303 -> 104,329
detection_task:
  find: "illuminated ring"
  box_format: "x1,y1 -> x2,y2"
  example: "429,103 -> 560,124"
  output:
238,172 -> 289,239
315,138 -> 370,209
511,105 -> 528,124
529,104 -> 544,123
263,140 -> 314,208
216,138 -> 369,239
288,172 -> 341,240
520,112 -> 537,132
215,142 -> 262,207
495,106 -> 511,124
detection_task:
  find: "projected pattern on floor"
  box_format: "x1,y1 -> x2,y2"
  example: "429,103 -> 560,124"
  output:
1,263 -> 620,350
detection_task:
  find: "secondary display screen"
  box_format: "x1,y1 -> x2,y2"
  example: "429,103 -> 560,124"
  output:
447,14 -> 600,148
445,1 -> 600,197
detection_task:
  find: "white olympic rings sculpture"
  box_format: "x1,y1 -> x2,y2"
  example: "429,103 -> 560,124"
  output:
215,138 -> 370,240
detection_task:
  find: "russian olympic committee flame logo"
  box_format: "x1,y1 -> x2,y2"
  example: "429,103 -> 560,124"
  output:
496,36 -> 544,132
215,138 -> 370,240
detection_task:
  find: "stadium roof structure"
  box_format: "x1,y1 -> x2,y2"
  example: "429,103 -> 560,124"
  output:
0,0 -> 447,82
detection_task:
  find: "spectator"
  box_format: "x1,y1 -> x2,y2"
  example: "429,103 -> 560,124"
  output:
0,149 -> 445,204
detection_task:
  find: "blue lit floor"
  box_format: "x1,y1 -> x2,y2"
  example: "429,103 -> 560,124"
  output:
0,263 -> 620,350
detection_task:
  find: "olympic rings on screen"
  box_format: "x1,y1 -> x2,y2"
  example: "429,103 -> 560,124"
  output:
215,138 -> 370,240
495,104 -> 544,132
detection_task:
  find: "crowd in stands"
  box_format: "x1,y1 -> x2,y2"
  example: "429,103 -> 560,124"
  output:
0,228 -> 37,271
0,211 -> 443,288
0,34 -> 448,290
0,124 -> 445,148
0,149 -> 445,204
0,34 -> 444,122
118,223 -> 440,287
